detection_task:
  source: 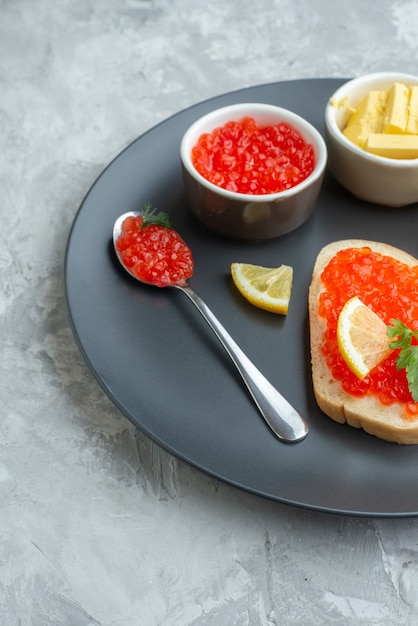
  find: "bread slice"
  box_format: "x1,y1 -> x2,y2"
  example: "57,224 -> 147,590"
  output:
309,239 -> 418,444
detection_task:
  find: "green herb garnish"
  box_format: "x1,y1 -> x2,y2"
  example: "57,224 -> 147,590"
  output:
140,202 -> 172,229
387,319 -> 418,402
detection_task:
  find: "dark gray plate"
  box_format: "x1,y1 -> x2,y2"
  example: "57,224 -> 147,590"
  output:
64,79 -> 418,517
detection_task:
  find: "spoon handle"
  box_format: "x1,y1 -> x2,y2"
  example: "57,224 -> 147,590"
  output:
176,285 -> 309,443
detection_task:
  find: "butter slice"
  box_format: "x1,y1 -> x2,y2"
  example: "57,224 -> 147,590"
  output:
343,90 -> 386,147
382,82 -> 409,134
406,85 -> 418,134
365,133 -> 418,159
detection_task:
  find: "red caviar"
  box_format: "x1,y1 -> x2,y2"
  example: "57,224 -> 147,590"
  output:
191,116 -> 315,195
116,215 -> 194,287
319,247 -> 418,416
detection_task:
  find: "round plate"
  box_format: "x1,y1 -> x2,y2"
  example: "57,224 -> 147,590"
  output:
64,79 -> 418,517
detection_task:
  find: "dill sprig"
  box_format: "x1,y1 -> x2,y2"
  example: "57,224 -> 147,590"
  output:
140,203 -> 172,229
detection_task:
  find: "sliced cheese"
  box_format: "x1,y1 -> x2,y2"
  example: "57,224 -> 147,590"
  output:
341,81 -> 418,158
406,85 -> 418,135
365,133 -> 418,159
382,82 -> 409,134
343,90 -> 386,148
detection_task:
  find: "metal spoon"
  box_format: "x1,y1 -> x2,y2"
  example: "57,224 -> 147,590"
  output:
113,211 -> 309,443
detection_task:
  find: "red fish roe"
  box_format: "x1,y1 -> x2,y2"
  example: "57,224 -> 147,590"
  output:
116,215 -> 194,287
318,247 -> 418,416
191,116 -> 315,195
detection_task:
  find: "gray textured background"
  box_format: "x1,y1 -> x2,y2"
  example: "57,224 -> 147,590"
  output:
2,0 -> 418,624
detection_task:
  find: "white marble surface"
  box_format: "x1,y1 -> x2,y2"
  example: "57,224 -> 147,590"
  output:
2,0 -> 418,624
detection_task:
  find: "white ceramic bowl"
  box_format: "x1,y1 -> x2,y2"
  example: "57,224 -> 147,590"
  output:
180,102 -> 327,240
325,72 -> 418,206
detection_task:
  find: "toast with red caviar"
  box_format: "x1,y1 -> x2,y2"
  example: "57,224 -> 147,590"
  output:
309,239 -> 418,444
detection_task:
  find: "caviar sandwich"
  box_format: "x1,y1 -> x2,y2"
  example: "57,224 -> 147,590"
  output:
309,239 -> 418,444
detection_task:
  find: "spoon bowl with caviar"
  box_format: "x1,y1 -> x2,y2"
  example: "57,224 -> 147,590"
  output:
113,206 -> 309,443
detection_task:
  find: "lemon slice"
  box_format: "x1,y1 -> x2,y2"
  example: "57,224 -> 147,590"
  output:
337,296 -> 392,379
231,263 -> 293,315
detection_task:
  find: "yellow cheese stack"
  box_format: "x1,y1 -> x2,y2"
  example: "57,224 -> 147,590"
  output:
406,85 -> 418,134
342,91 -> 386,148
382,82 -> 409,134
342,82 -> 418,159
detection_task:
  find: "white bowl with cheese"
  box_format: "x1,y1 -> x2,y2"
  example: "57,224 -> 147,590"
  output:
325,72 -> 418,207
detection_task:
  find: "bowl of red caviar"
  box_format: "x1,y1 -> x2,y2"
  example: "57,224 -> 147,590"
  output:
180,102 -> 327,240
